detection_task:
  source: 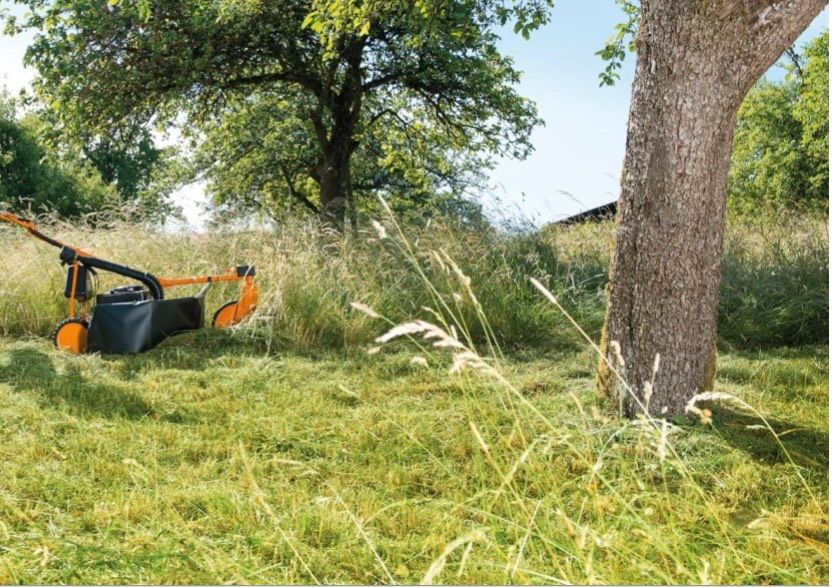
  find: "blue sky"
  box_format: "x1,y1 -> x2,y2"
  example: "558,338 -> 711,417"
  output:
0,1 -> 828,227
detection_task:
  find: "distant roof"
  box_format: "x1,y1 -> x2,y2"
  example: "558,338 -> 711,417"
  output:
557,201 -> 617,224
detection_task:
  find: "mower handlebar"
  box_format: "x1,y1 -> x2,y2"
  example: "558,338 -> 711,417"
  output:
1,211 -> 69,250
3,210 -> 255,303
0,211 -> 35,229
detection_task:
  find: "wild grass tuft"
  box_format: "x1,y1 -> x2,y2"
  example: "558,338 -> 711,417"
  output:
1,208 -> 825,352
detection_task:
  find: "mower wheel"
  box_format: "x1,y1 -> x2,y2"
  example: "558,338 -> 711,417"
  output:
51,317 -> 89,354
212,300 -> 239,329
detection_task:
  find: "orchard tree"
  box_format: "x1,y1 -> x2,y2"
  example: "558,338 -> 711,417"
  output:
3,0 -> 550,228
193,85 -> 494,224
597,0 -> 826,418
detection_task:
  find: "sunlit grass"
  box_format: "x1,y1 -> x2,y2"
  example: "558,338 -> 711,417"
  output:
0,334 -> 826,584
1,209 -> 826,352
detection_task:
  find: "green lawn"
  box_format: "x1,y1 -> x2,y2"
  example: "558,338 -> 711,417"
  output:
0,332 -> 827,584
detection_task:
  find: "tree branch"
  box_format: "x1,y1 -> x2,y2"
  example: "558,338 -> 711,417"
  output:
784,46 -> 804,79
745,0 -> 826,65
280,164 -> 319,215
722,0 -> 825,97
221,71 -> 321,95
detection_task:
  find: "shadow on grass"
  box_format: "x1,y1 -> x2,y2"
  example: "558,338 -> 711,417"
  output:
710,407 -> 829,470
103,328 -> 377,379
0,347 -> 158,420
103,329 -> 268,376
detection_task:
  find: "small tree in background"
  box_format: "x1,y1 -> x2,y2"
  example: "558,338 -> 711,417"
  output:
729,31 -> 828,214
192,86 -> 493,225
0,93 -> 118,216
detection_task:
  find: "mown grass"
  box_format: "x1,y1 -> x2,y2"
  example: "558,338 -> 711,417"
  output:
0,333 -> 827,584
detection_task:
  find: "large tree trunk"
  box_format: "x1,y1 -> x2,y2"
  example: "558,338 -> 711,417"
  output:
318,144 -> 352,228
599,0 -> 826,418
315,39 -> 365,230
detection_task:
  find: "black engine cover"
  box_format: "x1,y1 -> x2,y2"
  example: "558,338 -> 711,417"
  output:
96,285 -> 150,305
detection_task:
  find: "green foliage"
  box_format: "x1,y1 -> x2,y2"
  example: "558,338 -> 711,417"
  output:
792,30 -> 829,198
596,0 -> 639,87
8,0 -> 549,224
26,109 -> 179,219
729,80 -> 807,208
78,127 -> 176,208
303,0 -> 553,44
728,31 -> 828,212
0,90 -> 177,218
27,101 -> 175,206
0,96 -> 118,216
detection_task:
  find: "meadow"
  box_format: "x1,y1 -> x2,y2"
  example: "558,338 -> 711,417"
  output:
0,210 -> 828,583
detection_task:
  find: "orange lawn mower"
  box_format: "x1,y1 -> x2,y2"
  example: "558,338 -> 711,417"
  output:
1,211 -> 258,354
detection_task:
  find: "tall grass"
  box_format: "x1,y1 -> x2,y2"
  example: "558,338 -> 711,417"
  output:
719,212 -> 829,348
1,209 -> 826,353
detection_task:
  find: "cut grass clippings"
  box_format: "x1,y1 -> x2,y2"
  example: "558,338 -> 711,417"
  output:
0,333 -> 826,584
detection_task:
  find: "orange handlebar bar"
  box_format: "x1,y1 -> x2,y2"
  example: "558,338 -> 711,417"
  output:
1,211 -> 37,230
2,210 -> 255,291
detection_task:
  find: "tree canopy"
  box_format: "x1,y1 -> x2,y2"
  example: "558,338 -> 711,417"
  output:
4,0 -> 552,226
728,30 -> 828,213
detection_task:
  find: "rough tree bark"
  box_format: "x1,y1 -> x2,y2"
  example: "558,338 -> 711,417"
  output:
313,39 -> 365,229
599,0 -> 827,418
318,139 -> 353,227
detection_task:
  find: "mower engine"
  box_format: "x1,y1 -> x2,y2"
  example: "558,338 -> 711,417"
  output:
63,265 -> 92,302
96,285 -> 151,305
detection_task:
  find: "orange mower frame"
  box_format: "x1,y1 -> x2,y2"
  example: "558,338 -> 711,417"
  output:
1,211 -> 258,354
